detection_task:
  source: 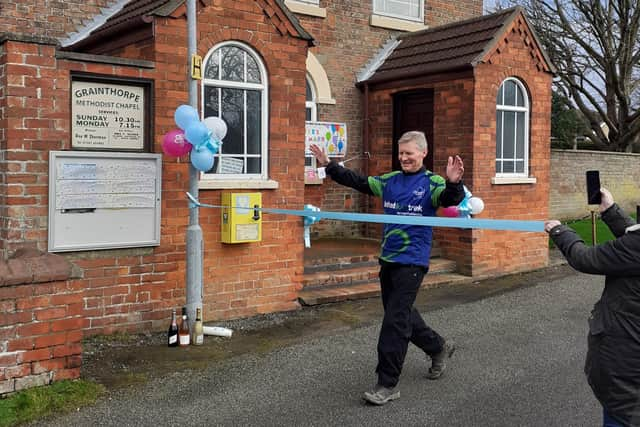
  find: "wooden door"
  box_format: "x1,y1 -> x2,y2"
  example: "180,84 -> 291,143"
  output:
392,90 -> 434,172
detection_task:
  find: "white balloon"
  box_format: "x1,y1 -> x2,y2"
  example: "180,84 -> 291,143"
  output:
468,197 -> 484,215
203,116 -> 228,140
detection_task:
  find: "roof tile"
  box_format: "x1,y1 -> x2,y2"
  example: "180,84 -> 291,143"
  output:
364,7 -> 524,84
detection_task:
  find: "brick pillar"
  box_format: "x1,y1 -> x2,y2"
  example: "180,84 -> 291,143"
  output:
0,35 -> 61,258
0,250 -> 81,396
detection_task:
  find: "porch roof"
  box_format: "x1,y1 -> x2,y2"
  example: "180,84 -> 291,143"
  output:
358,6 -> 554,86
61,0 -> 313,51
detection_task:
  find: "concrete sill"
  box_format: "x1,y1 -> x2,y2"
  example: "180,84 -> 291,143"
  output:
284,0 -> 327,18
491,176 -> 537,185
370,14 -> 427,32
304,177 -> 324,185
199,179 -> 279,190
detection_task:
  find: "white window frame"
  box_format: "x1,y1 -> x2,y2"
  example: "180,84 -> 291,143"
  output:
294,0 -> 319,4
373,0 -> 424,23
495,77 -> 530,178
305,75 -> 318,172
200,41 -> 269,182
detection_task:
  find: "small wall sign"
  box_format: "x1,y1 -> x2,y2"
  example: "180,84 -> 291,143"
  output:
71,74 -> 153,151
305,121 -> 347,157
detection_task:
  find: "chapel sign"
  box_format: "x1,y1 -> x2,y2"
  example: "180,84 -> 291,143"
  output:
71,75 -> 153,151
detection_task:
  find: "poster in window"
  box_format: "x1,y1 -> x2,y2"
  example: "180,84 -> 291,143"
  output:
71,76 -> 152,151
305,121 -> 347,157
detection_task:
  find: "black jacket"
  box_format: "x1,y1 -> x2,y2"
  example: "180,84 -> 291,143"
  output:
549,204 -> 640,426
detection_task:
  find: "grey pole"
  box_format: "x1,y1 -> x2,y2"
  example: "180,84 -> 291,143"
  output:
186,0 -> 202,327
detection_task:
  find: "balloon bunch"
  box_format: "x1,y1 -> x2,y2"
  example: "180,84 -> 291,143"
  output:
161,104 -> 228,172
439,186 -> 484,218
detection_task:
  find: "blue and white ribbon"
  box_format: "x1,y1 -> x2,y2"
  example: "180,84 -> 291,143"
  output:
303,204 -> 321,248
186,192 -> 544,247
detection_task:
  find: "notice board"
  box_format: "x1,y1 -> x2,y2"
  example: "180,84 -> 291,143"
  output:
48,151 -> 162,252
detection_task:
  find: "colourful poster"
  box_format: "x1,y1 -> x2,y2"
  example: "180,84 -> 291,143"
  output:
305,122 -> 347,157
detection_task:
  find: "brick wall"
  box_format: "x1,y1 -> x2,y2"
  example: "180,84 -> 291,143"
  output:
471,16 -> 552,277
0,0 -> 309,336
550,150 -> 640,220
0,251 -> 81,396
0,0 -> 118,40
426,0 -> 483,25
176,1 -> 309,320
300,0 -> 483,238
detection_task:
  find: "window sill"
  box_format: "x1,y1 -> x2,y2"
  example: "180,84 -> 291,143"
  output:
304,176 -> 324,185
370,14 -> 427,32
491,176 -> 537,185
316,97 -> 336,105
199,179 -> 279,190
284,0 -> 327,18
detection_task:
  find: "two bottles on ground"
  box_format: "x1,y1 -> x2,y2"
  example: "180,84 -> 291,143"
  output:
168,306 -> 204,347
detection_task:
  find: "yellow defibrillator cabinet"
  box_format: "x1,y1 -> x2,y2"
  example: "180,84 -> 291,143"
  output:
221,192 -> 262,243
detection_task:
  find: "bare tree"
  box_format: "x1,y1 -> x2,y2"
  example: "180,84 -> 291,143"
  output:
498,1 -> 640,152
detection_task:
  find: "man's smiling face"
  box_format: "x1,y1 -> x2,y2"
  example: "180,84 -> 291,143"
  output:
398,140 -> 427,173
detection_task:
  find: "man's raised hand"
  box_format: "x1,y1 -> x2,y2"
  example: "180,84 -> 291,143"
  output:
446,155 -> 464,184
309,144 -> 330,167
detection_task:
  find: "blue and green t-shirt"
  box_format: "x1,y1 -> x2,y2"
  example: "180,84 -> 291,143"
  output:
325,161 -> 461,268
368,170 -> 445,266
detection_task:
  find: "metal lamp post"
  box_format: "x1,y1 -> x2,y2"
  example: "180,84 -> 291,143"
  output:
185,0 -> 202,326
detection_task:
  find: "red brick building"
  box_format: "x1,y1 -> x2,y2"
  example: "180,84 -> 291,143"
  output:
357,8 -> 554,277
0,0 -> 552,393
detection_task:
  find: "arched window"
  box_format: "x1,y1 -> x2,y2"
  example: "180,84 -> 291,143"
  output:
305,75 -> 318,172
305,75 -> 317,121
201,42 -> 268,179
496,78 -> 530,176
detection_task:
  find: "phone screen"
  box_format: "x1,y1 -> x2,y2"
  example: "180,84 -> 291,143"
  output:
586,170 -> 601,205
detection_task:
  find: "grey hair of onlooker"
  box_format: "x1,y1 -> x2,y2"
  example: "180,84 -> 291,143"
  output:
398,131 -> 428,152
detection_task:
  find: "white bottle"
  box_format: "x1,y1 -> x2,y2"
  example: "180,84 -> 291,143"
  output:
203,326 -> 233,337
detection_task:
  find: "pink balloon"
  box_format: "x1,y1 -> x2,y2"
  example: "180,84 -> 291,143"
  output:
440,206 -> 459,218
161,129 -> 192,157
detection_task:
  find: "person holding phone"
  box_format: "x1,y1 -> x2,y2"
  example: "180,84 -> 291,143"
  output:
310,131 -> 465,406
545,188 -> 640,427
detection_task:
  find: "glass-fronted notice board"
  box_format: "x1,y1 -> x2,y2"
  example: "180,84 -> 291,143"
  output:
48,151 -> 162,252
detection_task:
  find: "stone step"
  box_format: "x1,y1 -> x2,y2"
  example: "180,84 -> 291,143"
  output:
304,254 -> 379,274
298,273 -> 472,306
304,238 -> 441,272
302,257 -> 457,289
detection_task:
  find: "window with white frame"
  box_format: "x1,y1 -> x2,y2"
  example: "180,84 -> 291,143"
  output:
201,42 -> 268,179
305,76 -> 317,171
496,78 -> 530,176
373,0 -> 424,22
295,0 -> 319,4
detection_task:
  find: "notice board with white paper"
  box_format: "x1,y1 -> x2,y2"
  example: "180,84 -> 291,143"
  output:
48,151 -> 162,252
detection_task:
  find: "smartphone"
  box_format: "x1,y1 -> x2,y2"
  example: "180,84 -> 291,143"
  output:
586,170 -> 601,205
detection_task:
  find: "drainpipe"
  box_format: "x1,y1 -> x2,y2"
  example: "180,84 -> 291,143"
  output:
186,0 -> 202,327
362,83 -> 371,240
363,83 -> 370,188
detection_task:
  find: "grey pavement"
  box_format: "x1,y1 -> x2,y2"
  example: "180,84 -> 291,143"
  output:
34,262 -> 603,427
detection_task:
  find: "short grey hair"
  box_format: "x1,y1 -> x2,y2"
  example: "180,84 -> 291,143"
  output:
398,131 -> 428,152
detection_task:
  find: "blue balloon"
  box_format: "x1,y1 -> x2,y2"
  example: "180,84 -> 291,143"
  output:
190,146 -> 214,172
174,105 -> 199,130
184,121 -> 210,147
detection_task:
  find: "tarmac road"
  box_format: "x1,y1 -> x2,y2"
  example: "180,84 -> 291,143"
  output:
33,262 -> 604,426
